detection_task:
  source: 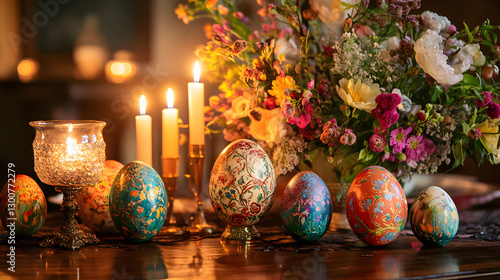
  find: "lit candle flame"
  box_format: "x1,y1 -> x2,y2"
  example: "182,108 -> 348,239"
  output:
140,95 -> 147,115
66,137 -> 77,155
167,88 -> 174,109
193,61 -> 200,83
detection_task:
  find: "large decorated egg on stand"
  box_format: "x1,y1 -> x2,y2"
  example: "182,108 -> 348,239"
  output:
0,174 -> 47,236
346,166 -> 407,246
209,139 -> 276,240
410,186 -> 459,247
77,160 -> 124,233
281,171 -> 332,242
110,161 -> 167,242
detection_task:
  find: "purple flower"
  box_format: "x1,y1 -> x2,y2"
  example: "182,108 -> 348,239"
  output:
389,127 -> 412,153
372,93 -> 402,128
382,152 -> 396,162
369,134 -> 386,152
475,91 -> 492,108
405,135 -> 424,167
487,102 -> 500,119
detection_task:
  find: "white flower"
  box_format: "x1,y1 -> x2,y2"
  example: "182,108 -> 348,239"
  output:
421,11 -> 451,34
309,0 -> 359,30
275,36 -> 301,63
414,30 -> 463,86
451,44 -> 486,74
336,78 -> 381,112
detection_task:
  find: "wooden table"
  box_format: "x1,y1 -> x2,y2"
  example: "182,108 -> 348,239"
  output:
2,206 -> 500,280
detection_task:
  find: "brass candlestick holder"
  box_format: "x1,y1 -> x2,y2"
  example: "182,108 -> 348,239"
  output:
161,156 -> 182,232
186,144 -> 216,234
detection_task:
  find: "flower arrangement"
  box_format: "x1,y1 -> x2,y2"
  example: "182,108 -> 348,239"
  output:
176,0 -> 500,186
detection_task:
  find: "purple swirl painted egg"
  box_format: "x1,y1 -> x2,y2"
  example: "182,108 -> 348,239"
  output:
209,139 -> 276,227
281,171 -> 332,242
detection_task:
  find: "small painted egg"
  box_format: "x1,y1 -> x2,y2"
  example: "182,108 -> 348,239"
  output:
346,166 -> 407,246
0,174 -> 47,236
110,161 -> 167,242
281,171 -> 332,242
209,139 -> 276,227
77,160 -> 124,233
410,186 -> 459,247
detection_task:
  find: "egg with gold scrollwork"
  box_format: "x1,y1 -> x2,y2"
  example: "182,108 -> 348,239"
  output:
410,186 -> 459,247
110,161 -> 166,242
209,139 -> 276,227
0,174 -> 46,236
346,166 -> 407,246
77,160 -> 123,233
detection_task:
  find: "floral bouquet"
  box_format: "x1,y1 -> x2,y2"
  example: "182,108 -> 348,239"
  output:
176,0 -> 500,188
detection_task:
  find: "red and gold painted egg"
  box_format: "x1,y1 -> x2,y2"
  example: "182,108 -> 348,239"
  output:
0,174 -> 47,236
346,166 -> 407,246
77,160 -> 124,233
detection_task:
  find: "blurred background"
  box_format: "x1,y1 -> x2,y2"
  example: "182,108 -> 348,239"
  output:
0,0 -> 499,201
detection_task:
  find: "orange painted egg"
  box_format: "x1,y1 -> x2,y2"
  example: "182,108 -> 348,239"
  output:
346,166 -> 407,246
0,174 -> 47,236
77,160 -> 124,233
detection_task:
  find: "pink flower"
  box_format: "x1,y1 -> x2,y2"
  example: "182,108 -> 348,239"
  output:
382,152 -> 396,162
487,102 -> 500,119
389,127 -> 412,153
369,134 -> 386,152
406,135 -> 425,168
372,93 -> 402,128
308,79 -> 315,90
475,91 -> 492,108
288,105 -> 312,129
340,129 -> 356,145
212,24 -> 231,45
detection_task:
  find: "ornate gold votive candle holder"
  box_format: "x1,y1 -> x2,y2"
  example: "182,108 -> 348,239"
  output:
30,120 -> 106,250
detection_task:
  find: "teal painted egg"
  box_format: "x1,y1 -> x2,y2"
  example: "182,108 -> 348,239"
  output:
110,161 -> 167,242
410,186 -> 459,247
0,174 -> 47,236
346,166 -> 407,246
281,171 -> 332,242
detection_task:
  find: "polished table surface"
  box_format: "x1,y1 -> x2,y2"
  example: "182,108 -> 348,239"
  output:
1,205 -> 500,280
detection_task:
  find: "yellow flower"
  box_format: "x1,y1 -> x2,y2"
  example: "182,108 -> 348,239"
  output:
476,119 -> 500,155
336,78 -> 381,112
206,0 -> 217,9
268,76 -> 297,106
249,108 -> 289,143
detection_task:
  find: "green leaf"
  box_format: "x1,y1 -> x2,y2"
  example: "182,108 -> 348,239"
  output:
462,73 -> 480,86
358,144 -> 373,162
453,141 -> 465,167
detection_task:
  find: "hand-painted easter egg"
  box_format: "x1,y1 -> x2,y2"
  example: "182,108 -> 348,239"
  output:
0,174 -> 47,236
346,166 -> 407,246
77,160 -> 124,233
209,139 -> 276,227
281,171 -> 332,242
110,161 -> 167,242
410,186 -> 459,247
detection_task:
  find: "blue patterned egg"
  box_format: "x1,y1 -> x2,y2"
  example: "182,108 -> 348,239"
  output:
410,186 -> 459,247
0,175 -> 46,236
110,161 -> 167,242
281,171 -> 332,242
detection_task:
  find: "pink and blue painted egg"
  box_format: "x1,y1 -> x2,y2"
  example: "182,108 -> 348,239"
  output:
346,166 -> 407,246
209,139 -> 276,227
0,174 -> 47,236
110,161 -> 166,242
410,186 -> 459,247
281,171 -> 332,242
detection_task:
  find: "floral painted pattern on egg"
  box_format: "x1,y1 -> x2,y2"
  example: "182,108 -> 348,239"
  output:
346,166 -> 407,246
209,139 -> 276,227
410,186 -> 459,247
0,174 -> 46,236
77,160 -> 124,233
281,171 -> 332,242
110,161 -> 166,242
